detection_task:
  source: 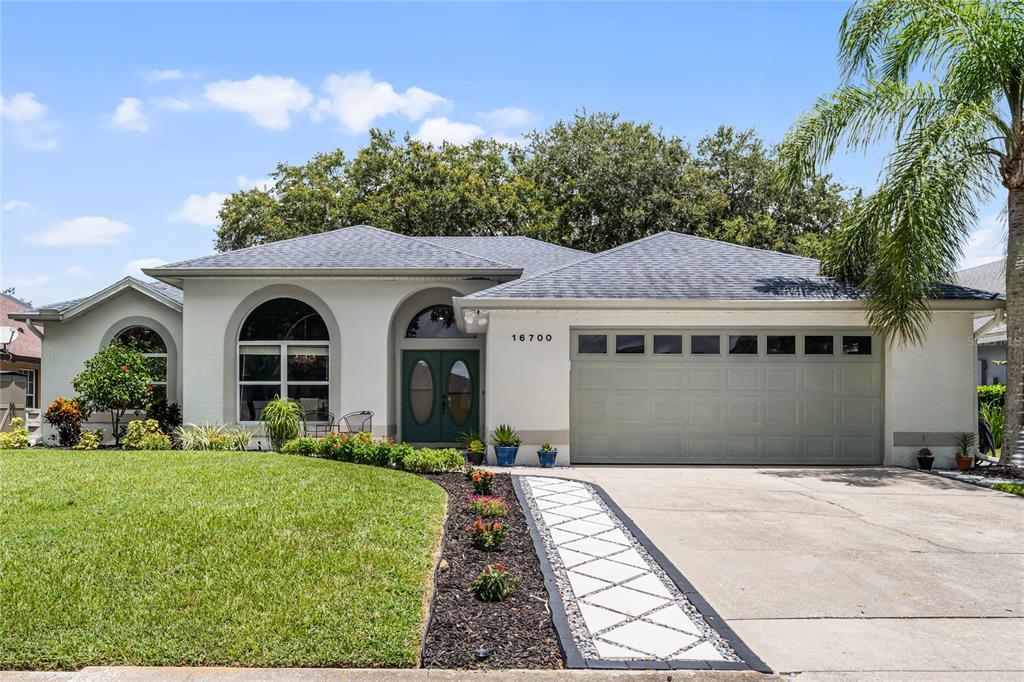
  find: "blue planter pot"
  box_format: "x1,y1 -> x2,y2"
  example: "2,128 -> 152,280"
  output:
537,450 -> 558,468
494,445 -> 519,467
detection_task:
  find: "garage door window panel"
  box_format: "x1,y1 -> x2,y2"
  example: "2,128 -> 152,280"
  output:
653,335 -> 682,354
690,335 -> 721,355
615,335 -> 645,354
729,335 -> 758,355
842,335 -> 872,356
767,335 -> 796,355
578,334 -> 607,354
805,335 -> 835,355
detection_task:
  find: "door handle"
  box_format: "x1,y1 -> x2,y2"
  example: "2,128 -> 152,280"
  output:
441,393 -> 447,415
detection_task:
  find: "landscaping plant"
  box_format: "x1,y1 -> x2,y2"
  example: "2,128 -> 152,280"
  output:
981,402 -> 1005,450
400,447 -> 464,473
466,519 -> 508,550
122,419 -> 172,451
471,469 -> 495,495
0,418 -> 30,449
470,562 -> 518,602
44,397 -> 90,447
72,429 -> 103,450
145,399 -> 182,437
174,424 -> 251,451
464,495 -> 509,517
317,431 -> 356,460
978,384 -> 1007,407
72,343 -> 152,446
490,423 -> 521,447
281,436 -> 319,456
259,396 -> 305,451
350,432 -> 393,467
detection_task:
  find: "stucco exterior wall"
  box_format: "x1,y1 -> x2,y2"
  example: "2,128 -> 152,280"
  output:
37,289 -> 183,441
181,277 -> 492,438
483,307 -> 979,466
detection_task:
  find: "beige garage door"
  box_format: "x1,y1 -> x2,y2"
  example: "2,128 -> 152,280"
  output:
570,329 -> 883,465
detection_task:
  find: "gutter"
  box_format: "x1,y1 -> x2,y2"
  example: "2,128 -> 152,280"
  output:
144,266 -> 524,287
975,308 -> 1006,340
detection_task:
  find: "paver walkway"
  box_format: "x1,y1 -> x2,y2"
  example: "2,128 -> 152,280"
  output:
517,476 -> 762,670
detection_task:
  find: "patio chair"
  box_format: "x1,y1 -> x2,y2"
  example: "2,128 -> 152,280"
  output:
304,410 -> 335,437
338,410 -> 373,434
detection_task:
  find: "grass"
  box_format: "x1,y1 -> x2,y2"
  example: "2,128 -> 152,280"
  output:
0,449 -> 447,670
992,482 -> 1024,497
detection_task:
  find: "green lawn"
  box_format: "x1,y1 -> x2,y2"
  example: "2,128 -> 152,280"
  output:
992,482 -> 1024,497
0,449 -> 447,670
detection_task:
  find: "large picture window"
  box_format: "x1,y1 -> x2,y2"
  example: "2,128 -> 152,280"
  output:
238,297 -> 330,422
114,325 -> 168,404
405,304 -> 474,338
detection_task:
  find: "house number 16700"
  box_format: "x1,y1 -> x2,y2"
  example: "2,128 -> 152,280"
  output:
513,333 -> 552,342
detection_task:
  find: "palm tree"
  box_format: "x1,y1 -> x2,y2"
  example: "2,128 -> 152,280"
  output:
778,0 -> 1023,463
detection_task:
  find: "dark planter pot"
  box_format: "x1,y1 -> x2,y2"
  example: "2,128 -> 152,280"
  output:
466,449 -> 486,466
537,450 -> 558,468
494,445 -> 519,467
917,455 -> 934,471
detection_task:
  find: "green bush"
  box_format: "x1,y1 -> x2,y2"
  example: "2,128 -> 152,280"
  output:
351,433 -> 392,467
281,437 -> 319,456
466,518 -> 508,550
401,447 -> 464,473
0,417 -> 30,449
44,397 -> 90,447
978,384 -> 1006,406
73,343 -> 152,446
259,396 -> 304,452
174,424 -> 251,451
980,402 -> 1005,449
316,432 -> 356,460
122,419 -> 172,450
388,442 -> 415,468
72,429 -> 103,450
145,399 -> 182,437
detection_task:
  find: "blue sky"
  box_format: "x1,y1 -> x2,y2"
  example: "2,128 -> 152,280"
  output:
1,1 -> 1006,305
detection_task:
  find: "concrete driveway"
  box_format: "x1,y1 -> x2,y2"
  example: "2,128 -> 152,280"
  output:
513,466 -> 1024,680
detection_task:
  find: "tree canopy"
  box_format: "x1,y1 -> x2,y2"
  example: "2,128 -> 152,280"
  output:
215,113 -> 851,257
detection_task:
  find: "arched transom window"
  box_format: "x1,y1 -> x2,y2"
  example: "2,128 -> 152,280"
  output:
238,297 -> 330,422
114,325 -> 168,403
405,304 -> 474,339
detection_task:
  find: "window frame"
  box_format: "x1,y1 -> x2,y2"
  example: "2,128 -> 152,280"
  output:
237,340 -> 330,424
113,325 -> 168,406
23,369 -> 36,409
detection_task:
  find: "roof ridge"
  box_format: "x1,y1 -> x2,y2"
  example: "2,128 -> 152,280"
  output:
155,225 -> 353,269
654,230 -> 822,265
397,231 -> 517,268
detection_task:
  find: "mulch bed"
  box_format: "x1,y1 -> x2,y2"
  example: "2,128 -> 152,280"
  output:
420,471 -> 562,669
964,464 -> 1024,480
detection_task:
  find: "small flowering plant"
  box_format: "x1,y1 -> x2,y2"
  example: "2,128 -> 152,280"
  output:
464,494 -> 509,517
466,518 -> 508,550
471,562 -> 518,602
470,469 -> 495,495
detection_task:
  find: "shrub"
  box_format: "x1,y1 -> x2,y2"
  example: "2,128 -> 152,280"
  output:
316,432 -> 355,461
174,424 -> 251,451
388,442 -> 415,468
464,495 -> 509,517
72,429 -> 103,450
471,469 -> 495,495
260,396 -> 305,451
466,518 -> 508,550
44,397 -> 90,447
122,419 -> 172,450
978,384 -> 1006,406
281,436 -> 319,456
980,402 -> 1005,449
470,563 -> 518,602
0,417 -> 30,449
145,399 -> 182,436
401,447 -> 464,473
72,343 -> 152,446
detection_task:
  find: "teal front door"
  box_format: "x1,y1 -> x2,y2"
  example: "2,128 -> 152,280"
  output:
402,350 -> 479,443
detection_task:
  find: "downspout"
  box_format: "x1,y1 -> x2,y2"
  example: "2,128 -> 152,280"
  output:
23,320 -> 45,340
974,309 -> 1005,340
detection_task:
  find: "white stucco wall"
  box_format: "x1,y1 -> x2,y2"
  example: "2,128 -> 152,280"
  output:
482,307 -> 980,466
38,288 -> 183,441
180,277 -> 492,438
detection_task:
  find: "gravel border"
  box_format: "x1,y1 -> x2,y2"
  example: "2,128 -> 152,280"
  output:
925,467 -> 1023,490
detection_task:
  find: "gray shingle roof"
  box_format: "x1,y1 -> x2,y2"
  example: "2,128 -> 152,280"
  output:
418,236 -> 587,277
23,277 -> 181,315
468,231 -> 1002,302
956,260 -> 1004,296
154,225 -> 515,272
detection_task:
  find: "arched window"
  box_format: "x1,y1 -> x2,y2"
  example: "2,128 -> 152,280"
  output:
114,325 -> 168,403
405,304 -> 473,339
238,298 -> 330,422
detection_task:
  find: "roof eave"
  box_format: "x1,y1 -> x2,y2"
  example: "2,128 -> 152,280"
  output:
145,266 -> 524,285
454,296 -> 1005,312
25,278 -> 184,323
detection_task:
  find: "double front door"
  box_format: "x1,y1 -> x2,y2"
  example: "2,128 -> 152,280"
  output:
402,350 -> 479,443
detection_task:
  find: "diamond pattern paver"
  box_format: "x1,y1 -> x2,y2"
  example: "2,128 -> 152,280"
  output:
601,620 -> 700,658
607,548 -> 650,569
562,536 -> 628,558
574,558 -> 648,584
556,547 -> 593,569
676,641 -> 727,661
594,528 -> 632,546
593,638 -> 645,659
623,573 -> 672,598
582,585 -> 669,617
578,602 -> 628,634
557,518 -> 617,535
566,570 -> 612,598
645,604 -> 703,635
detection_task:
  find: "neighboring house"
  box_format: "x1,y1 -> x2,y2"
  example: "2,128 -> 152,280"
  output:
955,259 -> 1006,386
1,291 -> 42,437
12,225 -> 1004,467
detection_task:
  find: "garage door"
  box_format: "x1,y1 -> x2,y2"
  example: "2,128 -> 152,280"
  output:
570,329 -> 882,465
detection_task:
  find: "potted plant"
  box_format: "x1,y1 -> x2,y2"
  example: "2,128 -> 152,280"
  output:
955,432 -> 976,471
916,447 -> 934,471
537,442 -> 558,468
490,424 -> 521,467
467,439 -> 486,466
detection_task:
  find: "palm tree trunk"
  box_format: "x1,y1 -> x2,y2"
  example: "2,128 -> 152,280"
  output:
1005,186 -> 1024,465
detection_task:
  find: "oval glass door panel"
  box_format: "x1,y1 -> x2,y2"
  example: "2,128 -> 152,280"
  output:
410,360 -> 434,425
447,360 -> 472,426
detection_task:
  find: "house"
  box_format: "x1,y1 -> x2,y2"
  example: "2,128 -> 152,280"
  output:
955,259 -> 1006,386
1,291 -> 43,437
12,225 -> 1003,466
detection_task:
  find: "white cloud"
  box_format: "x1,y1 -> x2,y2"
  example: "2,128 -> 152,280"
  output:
479,106 -> 538,129
413,117 -> 485,146
203,75 -> 312,130
145,69 -> 185,83
122,258 -> 167,278
237,175 -> 273,191
168,192 -> 229,226
1,274 -> 50,289
0,92 -> 57,150
2,199 -> 30,211
959,213 -> 1007,270
66,265 -> 93,279
151,96 -> 192,112
112,97 -> 148,131
315,71 -> 447,133
26,216 -> 133,247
